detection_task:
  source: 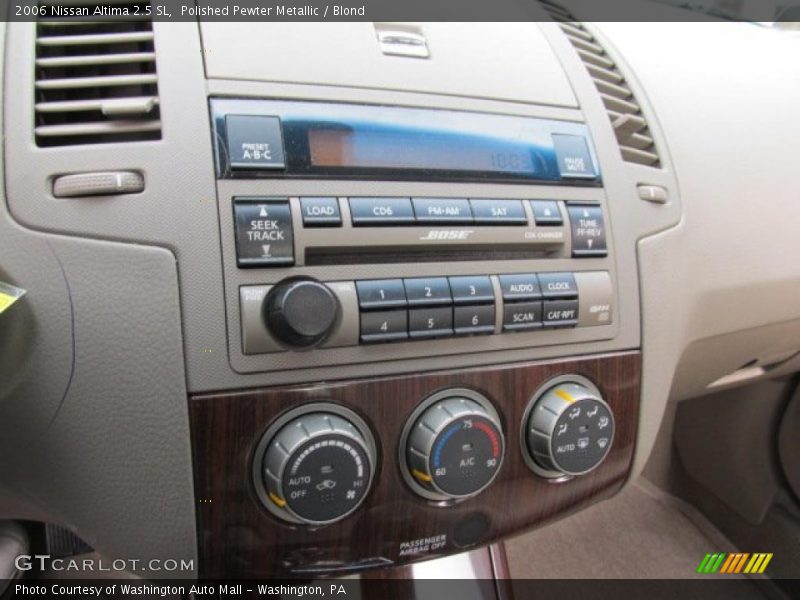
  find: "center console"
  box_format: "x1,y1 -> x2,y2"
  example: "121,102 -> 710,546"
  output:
191,87 -> 639,576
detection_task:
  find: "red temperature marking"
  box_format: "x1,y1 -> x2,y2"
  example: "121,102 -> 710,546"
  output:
473,420 -> 501,458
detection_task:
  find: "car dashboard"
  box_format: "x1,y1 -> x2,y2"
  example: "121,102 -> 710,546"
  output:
1,3 -> 800,584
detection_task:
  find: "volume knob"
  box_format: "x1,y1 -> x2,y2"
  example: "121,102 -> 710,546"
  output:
264,278 -> 339,348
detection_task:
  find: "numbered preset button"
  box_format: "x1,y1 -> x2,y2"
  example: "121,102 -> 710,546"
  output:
409,307 -> 454,339
360,310 -> 408,343
356,279 -> 407,309
448,276 -> 494,304
403,277 -> 452,306
454,305 -> 495,336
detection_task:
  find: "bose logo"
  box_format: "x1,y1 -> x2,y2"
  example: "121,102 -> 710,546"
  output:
419,230 -> 475,241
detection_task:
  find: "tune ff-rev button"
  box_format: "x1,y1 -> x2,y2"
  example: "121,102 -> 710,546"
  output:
403,390 -> 505,501
233,198 -> 294,267
258,409 -> 376,525
567,204 -> 607,257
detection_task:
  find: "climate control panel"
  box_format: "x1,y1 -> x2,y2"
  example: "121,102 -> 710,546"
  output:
194,352 -> 640,576
251,378 -> 616,527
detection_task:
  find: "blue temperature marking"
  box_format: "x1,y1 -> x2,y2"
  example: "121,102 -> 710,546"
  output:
432,423 -> 463,469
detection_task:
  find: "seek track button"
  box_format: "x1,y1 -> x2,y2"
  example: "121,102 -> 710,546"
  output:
233,198 -> 294,267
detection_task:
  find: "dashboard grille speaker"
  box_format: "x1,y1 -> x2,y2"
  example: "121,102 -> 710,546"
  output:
539,0 -> 661,167
34,1 -> 161,147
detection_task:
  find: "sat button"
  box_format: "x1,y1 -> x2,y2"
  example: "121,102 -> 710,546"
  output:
470,199 -> 527,225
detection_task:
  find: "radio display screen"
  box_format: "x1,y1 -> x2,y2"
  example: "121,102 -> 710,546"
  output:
307,126 -> 539,176
212,98 -> 600,183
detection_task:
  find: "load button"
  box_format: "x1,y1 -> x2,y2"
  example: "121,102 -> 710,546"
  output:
233,198 -> 294,267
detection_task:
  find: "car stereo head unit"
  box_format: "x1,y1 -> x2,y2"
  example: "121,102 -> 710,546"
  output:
211,99 -> 601,184
210,98 -> 616,376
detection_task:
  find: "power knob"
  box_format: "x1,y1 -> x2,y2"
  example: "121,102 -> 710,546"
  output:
263,278 -> 339,349
523,377 -> 614,478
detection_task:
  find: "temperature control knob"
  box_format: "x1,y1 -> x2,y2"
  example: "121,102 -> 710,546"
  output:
263,278 -> 339,349
403,389 -> 504,501
524,379 -> 614,477
255,406 -> 376,525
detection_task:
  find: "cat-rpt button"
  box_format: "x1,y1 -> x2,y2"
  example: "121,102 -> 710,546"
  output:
233,198 -> 294,267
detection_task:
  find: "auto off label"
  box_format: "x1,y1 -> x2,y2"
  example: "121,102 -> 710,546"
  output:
234,200 -> 294,266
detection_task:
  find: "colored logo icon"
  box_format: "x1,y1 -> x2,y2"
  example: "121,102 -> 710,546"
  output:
697,552 -> 773,574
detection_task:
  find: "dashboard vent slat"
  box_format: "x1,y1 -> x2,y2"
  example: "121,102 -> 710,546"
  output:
37,31 -> 155,46
36,51 -> 156,68
35,119 -> 162,138
36,73 -> 158,90
34,2 -> 161,147
540,1 -> 661,168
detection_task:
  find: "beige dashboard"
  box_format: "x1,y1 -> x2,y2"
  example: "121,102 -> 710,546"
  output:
0,12 -> 799,577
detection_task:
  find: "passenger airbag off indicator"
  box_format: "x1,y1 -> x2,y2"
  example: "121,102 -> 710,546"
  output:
233,198 -> 294,267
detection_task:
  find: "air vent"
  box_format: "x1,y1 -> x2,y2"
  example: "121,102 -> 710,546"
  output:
539,0 -> 660,167
34,2 -> 161,147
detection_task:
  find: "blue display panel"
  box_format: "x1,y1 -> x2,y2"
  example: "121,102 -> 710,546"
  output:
211,99 -> 601,184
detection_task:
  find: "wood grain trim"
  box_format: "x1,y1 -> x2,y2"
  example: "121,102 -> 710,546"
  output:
190,351 -> 640,577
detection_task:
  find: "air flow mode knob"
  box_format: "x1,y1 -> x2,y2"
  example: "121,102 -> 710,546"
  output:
524,380 -> 614,477
263,278 -> 339,348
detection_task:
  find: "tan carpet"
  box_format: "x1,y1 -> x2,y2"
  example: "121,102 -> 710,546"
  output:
505,480 -> 764,582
